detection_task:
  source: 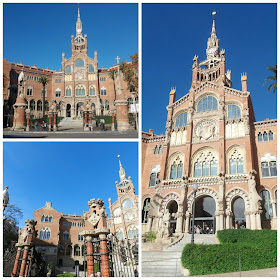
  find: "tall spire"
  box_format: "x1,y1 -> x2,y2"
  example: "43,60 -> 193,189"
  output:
118,155 -> 127,182
211,11 -> 217,37
76,4 -> 82,36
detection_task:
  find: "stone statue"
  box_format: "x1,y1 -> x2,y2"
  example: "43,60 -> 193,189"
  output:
18,70 -> 25,84
248,170 -> 262,211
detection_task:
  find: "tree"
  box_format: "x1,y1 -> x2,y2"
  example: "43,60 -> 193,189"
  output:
4,204 -> 23,250
263,65 -> 277,93
120,53 -> 138,94
37,76 -> 49,119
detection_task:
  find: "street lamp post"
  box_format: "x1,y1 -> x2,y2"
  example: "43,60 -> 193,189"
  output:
191,183 -> 198,244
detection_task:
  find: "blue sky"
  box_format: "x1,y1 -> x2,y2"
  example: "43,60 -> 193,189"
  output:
4,3 -> 138,70
3,142 -> 138,229
142,3 -> 277,134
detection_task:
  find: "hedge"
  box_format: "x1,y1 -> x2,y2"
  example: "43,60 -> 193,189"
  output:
94,116 -> 112,124
181,229 -> 277,276
56,272 -> 75,277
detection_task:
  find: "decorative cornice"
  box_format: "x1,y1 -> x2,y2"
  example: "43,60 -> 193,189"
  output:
224,86 -> 249,98
194,81 -> 219,95
254,119 -> 277,128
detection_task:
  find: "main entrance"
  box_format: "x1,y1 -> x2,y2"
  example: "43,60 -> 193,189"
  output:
66,104 -> 71,117
167,200 -> 178,234
190,195 -> 216,234
232,197 -> 246,228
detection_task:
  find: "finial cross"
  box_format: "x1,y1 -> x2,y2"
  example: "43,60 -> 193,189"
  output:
115,56 -> 120,65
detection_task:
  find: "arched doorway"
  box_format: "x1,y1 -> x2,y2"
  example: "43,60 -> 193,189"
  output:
232,197 -> 246,228
167,200 -> 178,234
76,102 -> 84,117
66,104 -> 71,117
190,195 -> 216,234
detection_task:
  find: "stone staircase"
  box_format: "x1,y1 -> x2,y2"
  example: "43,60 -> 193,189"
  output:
142,234 -> 218,277
57,117 -> 83,129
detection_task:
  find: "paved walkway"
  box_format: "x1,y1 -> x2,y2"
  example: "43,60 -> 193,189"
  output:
3,130 -> 138,139
193,267 -> 277,277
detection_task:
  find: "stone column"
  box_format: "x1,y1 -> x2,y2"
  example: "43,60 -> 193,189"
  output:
176,213 -> 184,233
25,110 -> 30,132
84,112 -> 88,131
219,213 -> 225,230
88,111 -> 92,131
256,212 -> 262,230
85,234 -> 94,277
147,216 -> 153,232
271,200 -> 277,218
184,212 -> 190,233
215,213 -> 220,231
225,210 -> 232,229
48,113 -> 52,131
245,211 -> 251,229
111,112 -> 115,131
250,213 -> 256,230
98,229 -> 110,277
53,112 -> 57,131
19,245 -> 30,277
24,250 -> 31,277
12,246 -> 22,276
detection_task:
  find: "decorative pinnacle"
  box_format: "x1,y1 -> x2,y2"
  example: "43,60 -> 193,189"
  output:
211,10 -> 217,37
115,56 -> 120,65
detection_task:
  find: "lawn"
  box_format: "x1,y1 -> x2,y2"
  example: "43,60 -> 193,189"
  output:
181,229 -> 277,276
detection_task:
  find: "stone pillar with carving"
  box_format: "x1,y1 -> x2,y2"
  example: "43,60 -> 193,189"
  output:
176,212 -> 184,233
184,211 -> 191,233
147,215 -> 153,232
25,109 -> 30,131
111,112 -> 115,131
244,211 -> 251,229
48,112 -> 52,131
248,170 -> 263,230
217,173 -> 225,230
11,219 -> 37,277
225,209 -> 232,229
13,70 -> 28,131
82,198 -> 110,277
53,112 -> 58,131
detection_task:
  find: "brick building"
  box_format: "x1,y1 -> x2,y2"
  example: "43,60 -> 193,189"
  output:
142,14 -> 277,236
3,7 -> 137,125
31,157 -> 138,270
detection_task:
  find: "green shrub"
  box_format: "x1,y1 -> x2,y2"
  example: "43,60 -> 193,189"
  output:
56,272 -> 75,277
94,116 -> 112,124
181,229 -> 277,276
144,231 -> 157,242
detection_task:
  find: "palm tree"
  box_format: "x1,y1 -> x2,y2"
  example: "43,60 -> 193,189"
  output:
37,76 -> 49,119
263,65 -> 277,93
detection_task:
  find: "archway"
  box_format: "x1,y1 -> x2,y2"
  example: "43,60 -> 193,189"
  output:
66,104 -> 71,117
76,102 -> 84,117
232,197 -> 246,228
191,195 -> 216,234
167,200 -> 178,234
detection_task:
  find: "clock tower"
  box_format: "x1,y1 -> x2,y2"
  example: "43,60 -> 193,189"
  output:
71,7 -> 87,55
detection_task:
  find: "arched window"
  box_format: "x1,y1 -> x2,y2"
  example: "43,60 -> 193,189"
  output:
75,59 -> 84,67
229,150 -> 244,174
170,161 -> 183,179
55,88 -> 61,98
193,151 -> 218,177
122,199 -> 134,208
142,198 -> 151,223
78,232 -> 84,242
113,208 -> 122,224
263,131 -> 268,141
39,228 -> 50,240
37,101 -> 42,111
27,86 -> 33,96
30,100 -> 35,111
91,103 -> 95,109
45,101 -> 49,112
88,64 -> 94,73
65,65 -> 72,74
128,98 -> 133,105
149,173 -> 157,187
65,86 -> 72,97
105,100 -> 110,110
63,231 -> 69,241
58,244 -> 64,256
66,245 -> 72,256
41,215 -> 45,222
227,104 -> 241,120
261,161 -> 277,177
100,99 -> 104,110
197,96 -> 218,112
89,85 -> 96,96
269,131 -> 274,141
159,145 -> 163,154
258,132 -> 263,142
101,87 -> 107,96
41,89 -> 47,97
260,190 -> 273,219
74,245 -> 80,256
127,226 -> 138,239
41,215 -> 52,222
75,85 -> 86,96
175,112 -> 188,128
116,229 -> 124,240
154,145 -> 159,154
